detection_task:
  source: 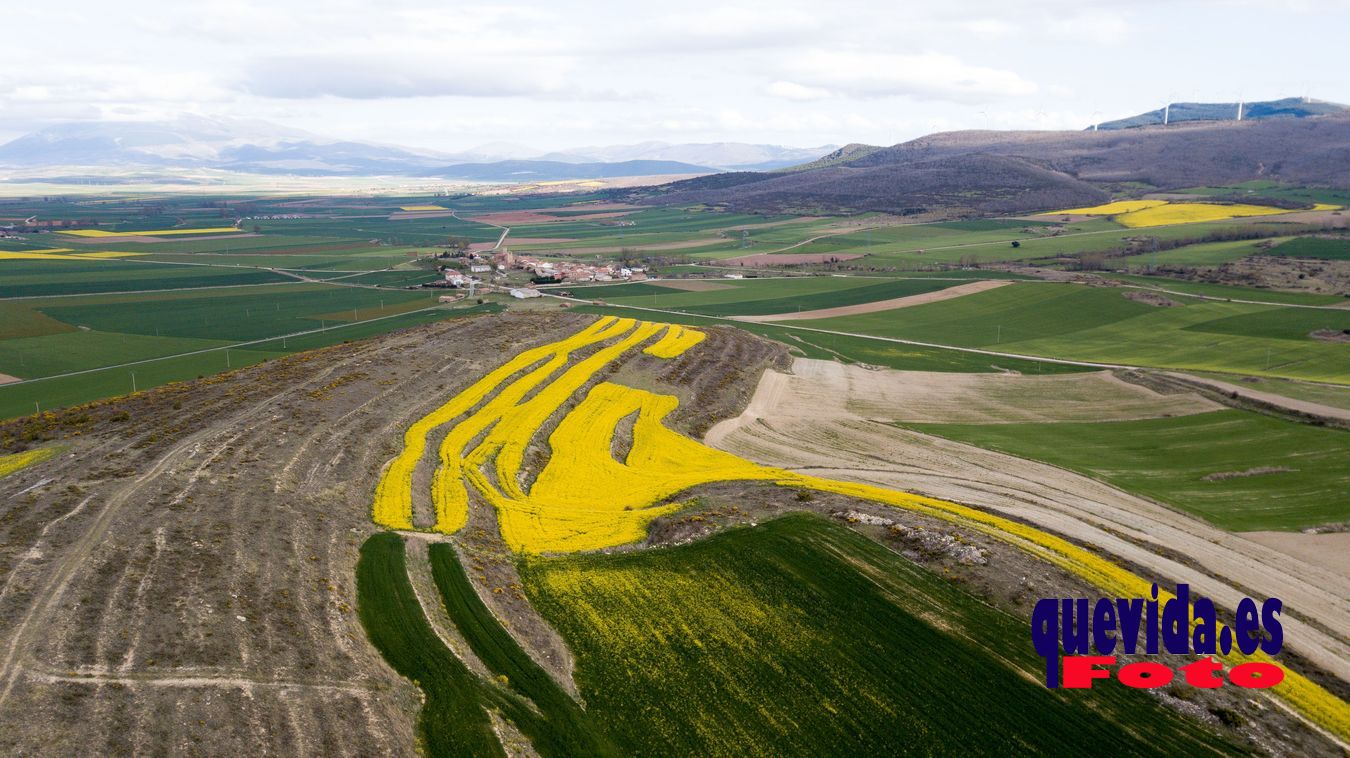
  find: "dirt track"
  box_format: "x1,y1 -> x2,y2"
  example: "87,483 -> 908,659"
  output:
1169,372 -> 1350,424
735,279 -> 1011,322
706,358 -> 1350,684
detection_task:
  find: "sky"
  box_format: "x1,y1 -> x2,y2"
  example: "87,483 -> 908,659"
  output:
2,0 -> 1347,153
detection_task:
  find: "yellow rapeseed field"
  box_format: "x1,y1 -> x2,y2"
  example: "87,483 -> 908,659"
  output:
60,227 -> 241,237
643,324 -> 705,358
398,205 -> 446,212
0,249 -> 144,261
1052,200 -> 1168,216
1049,199 -> 1299,227
1114,202 -> 1288,227
370,316 -> 1350,738
0,448 -> 57,478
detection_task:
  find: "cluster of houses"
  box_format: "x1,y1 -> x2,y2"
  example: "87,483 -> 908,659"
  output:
493,249 -> 646,283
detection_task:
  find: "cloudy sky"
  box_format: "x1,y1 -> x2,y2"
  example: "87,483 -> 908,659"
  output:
2,0 -> 1346,152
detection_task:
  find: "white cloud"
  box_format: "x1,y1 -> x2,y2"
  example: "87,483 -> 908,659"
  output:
237,54 -> 622,100
1047,11 -> 1131,43
961,19 -> 1020,39
776,51 -> 1038,103
765,81 -> 832,101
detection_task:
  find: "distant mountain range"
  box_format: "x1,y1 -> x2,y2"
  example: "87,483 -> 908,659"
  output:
416,159 -> 715,181
1095,97 -> 1347,130
0,116 -> 834,180
642,109 -> 1350,216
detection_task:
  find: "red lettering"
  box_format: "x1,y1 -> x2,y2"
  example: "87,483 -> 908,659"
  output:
1062,655 -> 1115,688
1118,661 -> 1174,688
1228,662 -> 1284,689
1181,657 -> 1225,688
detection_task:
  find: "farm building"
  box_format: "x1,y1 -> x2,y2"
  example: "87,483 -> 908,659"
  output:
509,288 -> 543,299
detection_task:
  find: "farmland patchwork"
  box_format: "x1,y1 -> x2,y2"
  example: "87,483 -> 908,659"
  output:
362,316 -> 1350,750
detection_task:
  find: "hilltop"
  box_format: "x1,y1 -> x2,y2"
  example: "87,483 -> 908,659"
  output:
1097,97 -> 1347,130
640,114 -> 1350,215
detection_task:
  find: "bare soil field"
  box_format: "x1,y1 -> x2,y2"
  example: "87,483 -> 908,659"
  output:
0,311 -> 598,754
705,359 -> 1350,684
0,374 -> 18,385
1241,531 -> 1350,577
760,360 -> 1220,424
0,314 -> 787,753
736,279 -> 1012,322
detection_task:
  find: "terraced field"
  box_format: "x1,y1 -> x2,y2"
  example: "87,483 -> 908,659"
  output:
356,316 -> 1349,750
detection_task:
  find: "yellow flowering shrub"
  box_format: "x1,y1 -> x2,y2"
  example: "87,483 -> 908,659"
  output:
0,447 -> 57,478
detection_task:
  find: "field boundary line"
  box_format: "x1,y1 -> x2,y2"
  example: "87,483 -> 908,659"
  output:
0,304 -> 462,387
548,295 -> 1133,370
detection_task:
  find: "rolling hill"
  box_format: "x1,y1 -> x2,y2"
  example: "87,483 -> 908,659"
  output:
642,113 -> 1350,215
418,159 -> 717,181
1097,97 -> 1348,130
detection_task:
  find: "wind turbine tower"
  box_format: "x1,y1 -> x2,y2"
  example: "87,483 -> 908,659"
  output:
1163,102 -> 1171,125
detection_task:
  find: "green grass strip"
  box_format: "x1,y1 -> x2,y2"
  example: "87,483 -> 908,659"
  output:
356,533 -> 505,756
429,544 -> 619,756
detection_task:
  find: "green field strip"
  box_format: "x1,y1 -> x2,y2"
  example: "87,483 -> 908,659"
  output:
0,331 -> 233,379
0,305 -> 499,419
1119,239 -> 1280,268
522,514 -> 1238,755
0,259 -> 296,298
905,409 -> 1350,531
36,286 -> 440,341
793,284 -> 1350,383
1103,274 -> 1344,306
428,544 -> 618,756
571,304 -> 1092,374
356,534 -> 506,757
1262,237 -> 1350,261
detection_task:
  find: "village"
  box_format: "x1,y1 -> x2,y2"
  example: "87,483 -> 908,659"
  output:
433,247 -> 650,299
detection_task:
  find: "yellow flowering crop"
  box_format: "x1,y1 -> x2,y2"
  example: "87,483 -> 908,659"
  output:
1048,199 -> 1299,228
370,317 -> 1350,738
1115,202 -> 1287,227
643,324 -> 705,358
371,315 -> 632,530
0,448 -> 57,478
60,227 -> 241,237
1051,200 -> 1168,216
